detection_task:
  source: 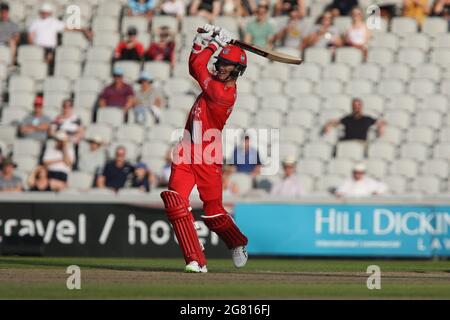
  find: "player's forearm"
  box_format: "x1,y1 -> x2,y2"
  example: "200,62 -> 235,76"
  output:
189,43 -> 217,80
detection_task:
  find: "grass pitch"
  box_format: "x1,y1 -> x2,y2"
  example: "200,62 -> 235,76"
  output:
0,256 -> 449,299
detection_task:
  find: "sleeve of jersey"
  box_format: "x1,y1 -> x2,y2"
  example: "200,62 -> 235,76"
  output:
189,43 -> 231,106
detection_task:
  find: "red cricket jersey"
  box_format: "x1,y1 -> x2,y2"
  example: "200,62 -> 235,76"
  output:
186,43 -> 237,146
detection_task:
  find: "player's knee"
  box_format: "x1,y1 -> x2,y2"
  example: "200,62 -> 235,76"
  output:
203,199 -> 227,215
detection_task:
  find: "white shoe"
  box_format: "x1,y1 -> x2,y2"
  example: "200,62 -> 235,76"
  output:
232,246 -> 248,268
184,261 -> 208,273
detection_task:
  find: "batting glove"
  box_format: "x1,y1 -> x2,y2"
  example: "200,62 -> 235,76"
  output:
202,24 -> 220,34
212,29 -> 233,47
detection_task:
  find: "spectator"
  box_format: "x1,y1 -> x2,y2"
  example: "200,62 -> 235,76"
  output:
276,8 -> 306,49
27,165 -> 51,192
327,0 -> 359,17
98,67 -> 135,113
146,26 -> 175,68
126,0 -> 156,19
0,2 -> 19,65
274,0 -> 306,17
323,98 -> 385,142
335,163 -> 388,198
131,162 -> 156,192
189,0 -> 222,22
49,99 -> 85,145
270,155 -> 304,197
0,157 -> 23,192
49,99 -> 85,168
239,0 -> 258,16
96,146 -> 134,192
19,96 -> 52,142
78,135 -> 107,176
221,0 -> 247,16
114,26 -> 145,61
42,131 -> 75,192
222,164 -> 239,196
244,4 -> 276,48
133,71 -> 166,125
302,11 -> 343,51
431,0 -> 450,25
230,134 -> 261,177
403,0 -> 431,26
28,3 -> 91,71
344,7 -> 370,59
158,0 -> 186,20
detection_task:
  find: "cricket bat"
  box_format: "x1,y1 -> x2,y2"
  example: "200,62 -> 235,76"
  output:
197,27 -> 303,65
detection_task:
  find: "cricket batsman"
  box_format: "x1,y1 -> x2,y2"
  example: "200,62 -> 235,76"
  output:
160,24 -> 249,273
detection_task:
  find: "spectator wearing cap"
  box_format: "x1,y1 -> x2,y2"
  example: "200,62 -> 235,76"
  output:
28,3 -> 91,70
78,135 -> 107,176
127,0 -> 156,19
244,4 -> 276,48
133,71 -> 166,125
96,146 -> 134,192
270,156 -> 304,197
0,2 -> 20,65
42,131 -> 75,191
98,67 -> 135,113
27,165 -> 51,192
114,26 -> 145,61
19,96 -> 52,142
189,0 -> 222,21
323,98 -> 385,142
0,157 -> 23,192
403,0 -> 431,26
335,163 -> 388,198
230,134 -> 262,177
131,162 -> 157,192
146,26 -> 175,68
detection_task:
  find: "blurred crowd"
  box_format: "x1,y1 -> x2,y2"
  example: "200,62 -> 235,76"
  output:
1,0 -> 448,198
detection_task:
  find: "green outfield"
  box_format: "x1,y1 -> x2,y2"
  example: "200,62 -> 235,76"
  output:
0,257 -> 449,299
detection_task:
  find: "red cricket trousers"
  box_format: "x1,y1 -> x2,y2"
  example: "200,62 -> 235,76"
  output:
168,141 -> 227,216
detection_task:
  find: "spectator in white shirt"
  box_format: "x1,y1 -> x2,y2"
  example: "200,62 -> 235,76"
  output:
78,135 -> 107,176
42,131 -> 75,192
335,163 -> 388,198
28,3 -> 91,70
270,155 -> 305,197
159,0 -> 186,20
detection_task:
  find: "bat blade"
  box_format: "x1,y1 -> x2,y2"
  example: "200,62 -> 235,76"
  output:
196,27 -> 302,65
231,40 -> 302,65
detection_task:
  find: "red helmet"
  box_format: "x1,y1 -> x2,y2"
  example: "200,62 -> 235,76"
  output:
215,44 -> 247,78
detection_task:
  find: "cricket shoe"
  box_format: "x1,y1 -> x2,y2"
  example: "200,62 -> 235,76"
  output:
232,246 -> 248,268
184,261 -> 208,273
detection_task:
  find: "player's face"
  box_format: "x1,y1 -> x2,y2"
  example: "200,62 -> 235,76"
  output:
216,63 -> 236,81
